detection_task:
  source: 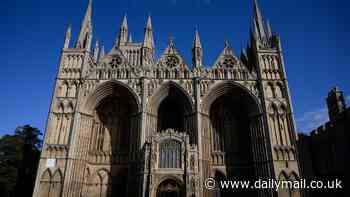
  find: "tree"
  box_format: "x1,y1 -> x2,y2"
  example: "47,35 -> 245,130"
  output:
0,125 -> 42,197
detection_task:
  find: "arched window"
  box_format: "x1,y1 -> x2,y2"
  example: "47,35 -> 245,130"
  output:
275,83 -> 284,98
159,139 -> 182,168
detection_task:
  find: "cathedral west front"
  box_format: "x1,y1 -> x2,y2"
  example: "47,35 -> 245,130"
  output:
33,0 -> 301,196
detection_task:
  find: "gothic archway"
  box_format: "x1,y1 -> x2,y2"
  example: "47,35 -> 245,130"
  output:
156,179 -> 184,197
82,80 -> 141,197
204,81 -> 263,196
148,82 -> 195,143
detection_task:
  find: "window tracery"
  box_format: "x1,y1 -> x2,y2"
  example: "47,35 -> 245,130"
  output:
165,55 -> 180,68
109,56 -> 123,68
159,139 -> 182,168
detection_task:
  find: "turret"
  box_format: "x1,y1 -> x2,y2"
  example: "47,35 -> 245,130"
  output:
99,45 -> 105,62
63,24 -> 72,49
93,39 -> 100,61
327,87 -> 347,121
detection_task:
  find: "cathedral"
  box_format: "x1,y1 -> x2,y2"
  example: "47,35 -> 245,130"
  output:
33,0 -> 301,197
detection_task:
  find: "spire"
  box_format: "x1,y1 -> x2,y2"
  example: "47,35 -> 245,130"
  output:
169,36 -> 174,47
192,28 -> 202,49
117,14 -> 128,47
164,35 -> 177,54
121,14 -> 128,29
76,0 -> 93,50
222,39 -> 236,57
93,39 -> 100,60
224,39 -> 230,48
99,45 -> 105,61
240,47 -> 248,62
252,0 -> 266,40
192,28 -> 203,68
146,15 -> 152,29
129,34 -> 133,42
143,15 -> 155,49
63,24 -> 72,49
266,20 -> 272,38
252,20 -> 260,40
253,0 -> 263,20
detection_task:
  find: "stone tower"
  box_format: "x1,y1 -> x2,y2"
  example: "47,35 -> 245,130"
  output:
327,87 -> 347,121
33,0 -> 301,197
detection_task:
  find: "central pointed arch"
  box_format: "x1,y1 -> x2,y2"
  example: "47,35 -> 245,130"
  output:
147,81 -> 195,143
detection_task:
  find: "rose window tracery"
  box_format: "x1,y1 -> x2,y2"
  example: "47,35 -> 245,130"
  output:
165,55 -> 180,68
109,55 -> 123,68
222,57 -> 236,68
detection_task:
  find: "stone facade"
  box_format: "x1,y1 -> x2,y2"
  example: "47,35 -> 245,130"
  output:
298,87 -> 349,197
33,0 -> 301,196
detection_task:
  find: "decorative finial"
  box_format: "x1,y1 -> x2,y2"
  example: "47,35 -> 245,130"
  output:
224,39 -> 230,48
168,35 -> 174,46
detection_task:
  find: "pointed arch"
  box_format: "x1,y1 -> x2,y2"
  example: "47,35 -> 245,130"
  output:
279,170 -> 289,180
50,169 -> 63,197
275,82 -> 284,98
52,169 -> 63,182
58,80 -> 69,97
148,81 -> 194,114
82,80 -> 141,115
81,167 -> 91,197
41,168 -> 52,181
202,81 -> 262,115
39,169 -> 52,197
147,81 -> 195,142
266,82 -> 275,98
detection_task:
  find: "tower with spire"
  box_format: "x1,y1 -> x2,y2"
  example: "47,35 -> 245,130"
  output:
33,1 -> 301,197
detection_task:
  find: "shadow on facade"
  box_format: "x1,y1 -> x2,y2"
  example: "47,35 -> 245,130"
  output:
88,82 -> 140,197
208,84 -> 260,197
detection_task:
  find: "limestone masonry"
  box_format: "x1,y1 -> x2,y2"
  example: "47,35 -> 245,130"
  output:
33,0 -> 301,196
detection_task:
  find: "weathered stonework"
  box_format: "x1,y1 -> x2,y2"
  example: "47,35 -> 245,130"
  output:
33,1 -> 301,197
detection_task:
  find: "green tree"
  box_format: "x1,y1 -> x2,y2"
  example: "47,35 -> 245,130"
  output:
0,125 -> 42,197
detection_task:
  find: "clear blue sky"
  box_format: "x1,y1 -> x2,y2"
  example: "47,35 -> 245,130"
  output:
1,0 -> 349,135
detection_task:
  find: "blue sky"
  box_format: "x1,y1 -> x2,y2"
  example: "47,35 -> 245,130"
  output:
1,0 -> 349,135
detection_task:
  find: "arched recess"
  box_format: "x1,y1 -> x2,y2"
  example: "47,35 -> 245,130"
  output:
38,169 -> 62,197
38,169 -> 51,197
155,177 -> 184,197
202,81 -> 265,197
278,171 -> 301,197
80,80 -> 141,197
81,168 -> 91,197
50,170 -> 63,197
278,171 -> 290,197
147,81 -> 195,143
212,170 -> 230,197
289,172 -> 301,197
